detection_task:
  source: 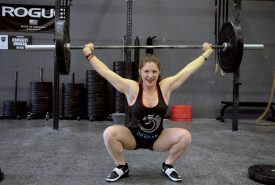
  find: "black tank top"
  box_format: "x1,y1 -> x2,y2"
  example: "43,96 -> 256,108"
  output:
128,83 -> 168,140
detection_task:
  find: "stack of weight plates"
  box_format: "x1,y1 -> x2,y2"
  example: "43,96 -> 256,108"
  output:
2,71 -> 27,119
86,70 -> 107,121
3,100 -> 27,119
62,83 -> 85,120
113,61 -> 133,113
28,82 -> 52,120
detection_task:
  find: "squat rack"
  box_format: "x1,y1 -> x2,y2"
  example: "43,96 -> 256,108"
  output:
51,0 -> 256,132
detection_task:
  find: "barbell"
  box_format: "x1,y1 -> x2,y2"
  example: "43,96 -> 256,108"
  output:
25,43 -> 263,50
25,20 -> 264,74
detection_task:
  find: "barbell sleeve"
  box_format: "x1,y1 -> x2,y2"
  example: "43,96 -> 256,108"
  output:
24,43 -> 264,51
25,45 -> 56,50
243,44 -> 265,50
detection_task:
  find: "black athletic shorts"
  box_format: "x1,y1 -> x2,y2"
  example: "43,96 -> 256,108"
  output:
128,127 -> 162,150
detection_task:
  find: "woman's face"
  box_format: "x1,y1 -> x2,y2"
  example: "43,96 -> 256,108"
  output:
139,62 -> 160,87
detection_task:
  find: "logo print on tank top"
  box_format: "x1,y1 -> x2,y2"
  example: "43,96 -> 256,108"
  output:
138,114 -> 161,133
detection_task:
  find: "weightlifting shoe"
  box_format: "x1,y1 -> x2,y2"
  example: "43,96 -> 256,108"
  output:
162,162 -> 182,182
106,163 -> 129,182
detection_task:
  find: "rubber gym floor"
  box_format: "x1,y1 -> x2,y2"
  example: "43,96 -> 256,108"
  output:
0,118 -> 274,185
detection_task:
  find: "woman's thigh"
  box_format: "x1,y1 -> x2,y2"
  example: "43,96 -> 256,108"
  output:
152,128 -> 191,152
103,125 -> 137,150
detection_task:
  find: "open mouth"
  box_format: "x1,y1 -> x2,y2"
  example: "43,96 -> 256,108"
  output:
145,78 -> 155,83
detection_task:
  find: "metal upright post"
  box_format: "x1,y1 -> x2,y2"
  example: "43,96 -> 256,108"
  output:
234,0 -> 242,24
232,0 -> 242,132
53,54 -> 60,130
124,0 -> 133,125
125,0 -> 133,64
232,69 -> 241,131
52,0 -> 71,129
53,0 -> 61,130
14,71 -> 18,102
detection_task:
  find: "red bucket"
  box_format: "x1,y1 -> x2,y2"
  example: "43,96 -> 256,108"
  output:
170,105 -> 192,122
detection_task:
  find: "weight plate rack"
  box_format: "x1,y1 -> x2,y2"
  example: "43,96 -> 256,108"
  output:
1,71 -> 27,120
27,82 -> 53,120
113,61 -> 132,113
2,100 -> 27,120
86,70 -> 108,121
62,83 -> 85,120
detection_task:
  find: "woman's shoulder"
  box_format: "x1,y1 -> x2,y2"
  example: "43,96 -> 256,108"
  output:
129,80 -> 140,93
127,81 -> 140,106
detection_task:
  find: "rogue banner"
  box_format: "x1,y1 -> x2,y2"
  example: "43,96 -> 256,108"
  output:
0,3 -> 55,32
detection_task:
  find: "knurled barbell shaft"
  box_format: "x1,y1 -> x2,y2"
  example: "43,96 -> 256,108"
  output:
73,44 -> 225,49
24,43 -> 264,51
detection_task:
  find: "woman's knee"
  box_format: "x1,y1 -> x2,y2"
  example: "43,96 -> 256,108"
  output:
179,129 -> 192,146
103,126 -> 136,149
103,126 -> 117,142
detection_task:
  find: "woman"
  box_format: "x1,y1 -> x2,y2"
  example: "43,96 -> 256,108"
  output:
82,42 -> 213,182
